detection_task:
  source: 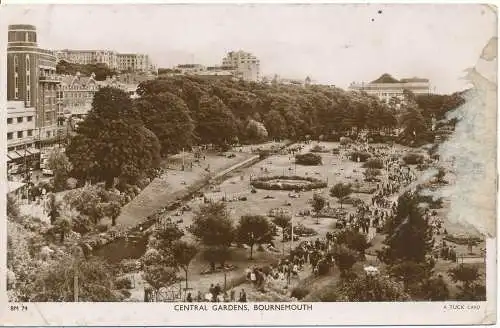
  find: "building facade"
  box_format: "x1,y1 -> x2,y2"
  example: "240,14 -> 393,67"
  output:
7,24 -> 61,145
349,74 -> 431,104
222,50 -> 260,81
58,72 -> 99,119
56,49 -> 152,73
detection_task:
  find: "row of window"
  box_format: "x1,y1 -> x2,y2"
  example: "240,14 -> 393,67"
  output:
7,130 -> 34,140
7,130 -> 54,140
7,116 -> 33,124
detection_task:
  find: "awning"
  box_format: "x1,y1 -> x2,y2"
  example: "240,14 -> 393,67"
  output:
26,148 -> 40,155
7,151 -> 22,160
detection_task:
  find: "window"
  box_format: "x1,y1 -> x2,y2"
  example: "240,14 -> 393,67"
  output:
17,131 -> 23,138
27,116 -> 33,122
17,117 -> 23,123
7,132 -> 13,140
27,130 -> 33,137
25,32 -> 29,42
7,118 -> 13,124
26,55 -> 31,102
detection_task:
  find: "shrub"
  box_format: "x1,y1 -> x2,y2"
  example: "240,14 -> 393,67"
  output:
339,137 -> 353,146
291,286 -> 310,300
364,168 -> 382,182
120,289 -> 132,299
295,153 -> 322,166
403,153 -> 424,165
115,276 -> 133,289
362,158 -> 384,169
96,223 -> 108,233
349,151 -> 371,162
250,175 -> 327,191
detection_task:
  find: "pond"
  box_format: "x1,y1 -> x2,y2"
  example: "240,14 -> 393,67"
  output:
93,234 -> 149,264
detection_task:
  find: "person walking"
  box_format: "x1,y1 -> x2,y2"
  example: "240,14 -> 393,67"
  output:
239,289 -> 247,302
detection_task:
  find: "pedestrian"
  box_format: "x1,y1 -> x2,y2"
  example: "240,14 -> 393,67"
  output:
186,292 -> 193,302
213,283 -> 221,302
230,289 -> 235,302
239,289 -> 247,302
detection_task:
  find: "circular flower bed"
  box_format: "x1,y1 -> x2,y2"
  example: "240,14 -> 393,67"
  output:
251,175 -> 327,191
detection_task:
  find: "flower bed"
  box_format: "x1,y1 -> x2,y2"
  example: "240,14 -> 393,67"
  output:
251,175 -> 327,191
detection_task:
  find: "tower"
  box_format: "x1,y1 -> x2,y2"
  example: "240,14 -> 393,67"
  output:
7,24 -> 39,108
7,24 -> 61,142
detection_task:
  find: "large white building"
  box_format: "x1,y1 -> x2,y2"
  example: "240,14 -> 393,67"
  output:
55,49 -> 153,73
349,74 -> 431,104
222,50 -> 260,81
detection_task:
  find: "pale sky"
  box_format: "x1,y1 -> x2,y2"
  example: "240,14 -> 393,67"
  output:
2,4 -> 497,93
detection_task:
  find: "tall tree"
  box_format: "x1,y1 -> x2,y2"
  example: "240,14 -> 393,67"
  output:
330,183 -> 352,209
47,148 -> 72,191
236,215 -> 274,259
172,241 -> 198,290
272,214 -> 291,255
135,92 -> 195,156
379,192 -> 433,265
195,95 -> 237,146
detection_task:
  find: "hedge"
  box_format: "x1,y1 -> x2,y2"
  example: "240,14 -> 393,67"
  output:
362,158 -> 384,169
403,153 -> 425,165
295,153 -> 322,166
250,175 -> 327,191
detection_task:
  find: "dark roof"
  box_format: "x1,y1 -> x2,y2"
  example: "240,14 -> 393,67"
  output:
400,77 -> 429,83
371,73 -> 400,84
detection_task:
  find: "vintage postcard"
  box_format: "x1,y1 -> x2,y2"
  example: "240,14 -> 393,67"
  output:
0,2 -> 497,326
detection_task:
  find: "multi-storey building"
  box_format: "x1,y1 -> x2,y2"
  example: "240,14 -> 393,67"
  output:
349,73 -> 431,104
7,24 -> 61,147
222,50 -> 260,81
56,49 -> 152,73
58,72 -> 99,119
175,64 -> 206,75
55,49 -> 119,69
117,53 -> 151,72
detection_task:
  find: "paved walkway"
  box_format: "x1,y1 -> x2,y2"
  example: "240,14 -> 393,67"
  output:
115,153 -> 258,230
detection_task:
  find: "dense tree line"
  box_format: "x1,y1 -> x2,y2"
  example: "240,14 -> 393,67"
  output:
66,76 -> 465,187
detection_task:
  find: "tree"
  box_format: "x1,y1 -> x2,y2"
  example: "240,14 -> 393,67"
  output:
379,192 -> 433,265
53,217 -> 72,243
188,202 -> 235,247
436,167 -> 446,183
46,193 -> 61,225
312,194 -> 326,224
331,245 -> 358,279
47,148 -> 73,191
422,275 -> 450,301
195,95 -> 237,146
105,201 -> 121,226
7,194 -> 20,220
151,218 -> 184,257
330,183 -> 352,209
389,261 -> 432,293
295,153 -> 322,165
448,264 -> 485,301
273,214 -> 291,255
188,202 -> 235,270
336,274 -> 410,301
172,241 -> 198,289
64,186 -> 105,224
335,229 -> 370,255
364,168 -> 381,182
135,92 -> 195,156
142,265 -> 178,301
28,256 -> 118,301
66,87 -> 160,187
246,119 -> 268,143
236,215 -> 274,259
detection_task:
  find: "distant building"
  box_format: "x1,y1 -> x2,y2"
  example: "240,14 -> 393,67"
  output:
55,49 -> 153,73
349,73 -> 431,104
262,74 -> 314,87
175,64 -> 206,75
7,24 -> 61,146
222,50 -> 260,81
97,76 -> 139,99
58,72 -> 99,119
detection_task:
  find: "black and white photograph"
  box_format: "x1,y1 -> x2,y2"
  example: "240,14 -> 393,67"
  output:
1,2 -> 497,326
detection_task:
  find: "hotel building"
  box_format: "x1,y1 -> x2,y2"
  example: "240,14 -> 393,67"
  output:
349,74 -> 431,104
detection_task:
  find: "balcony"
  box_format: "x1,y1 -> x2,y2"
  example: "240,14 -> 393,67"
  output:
39,74 -> 62,83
